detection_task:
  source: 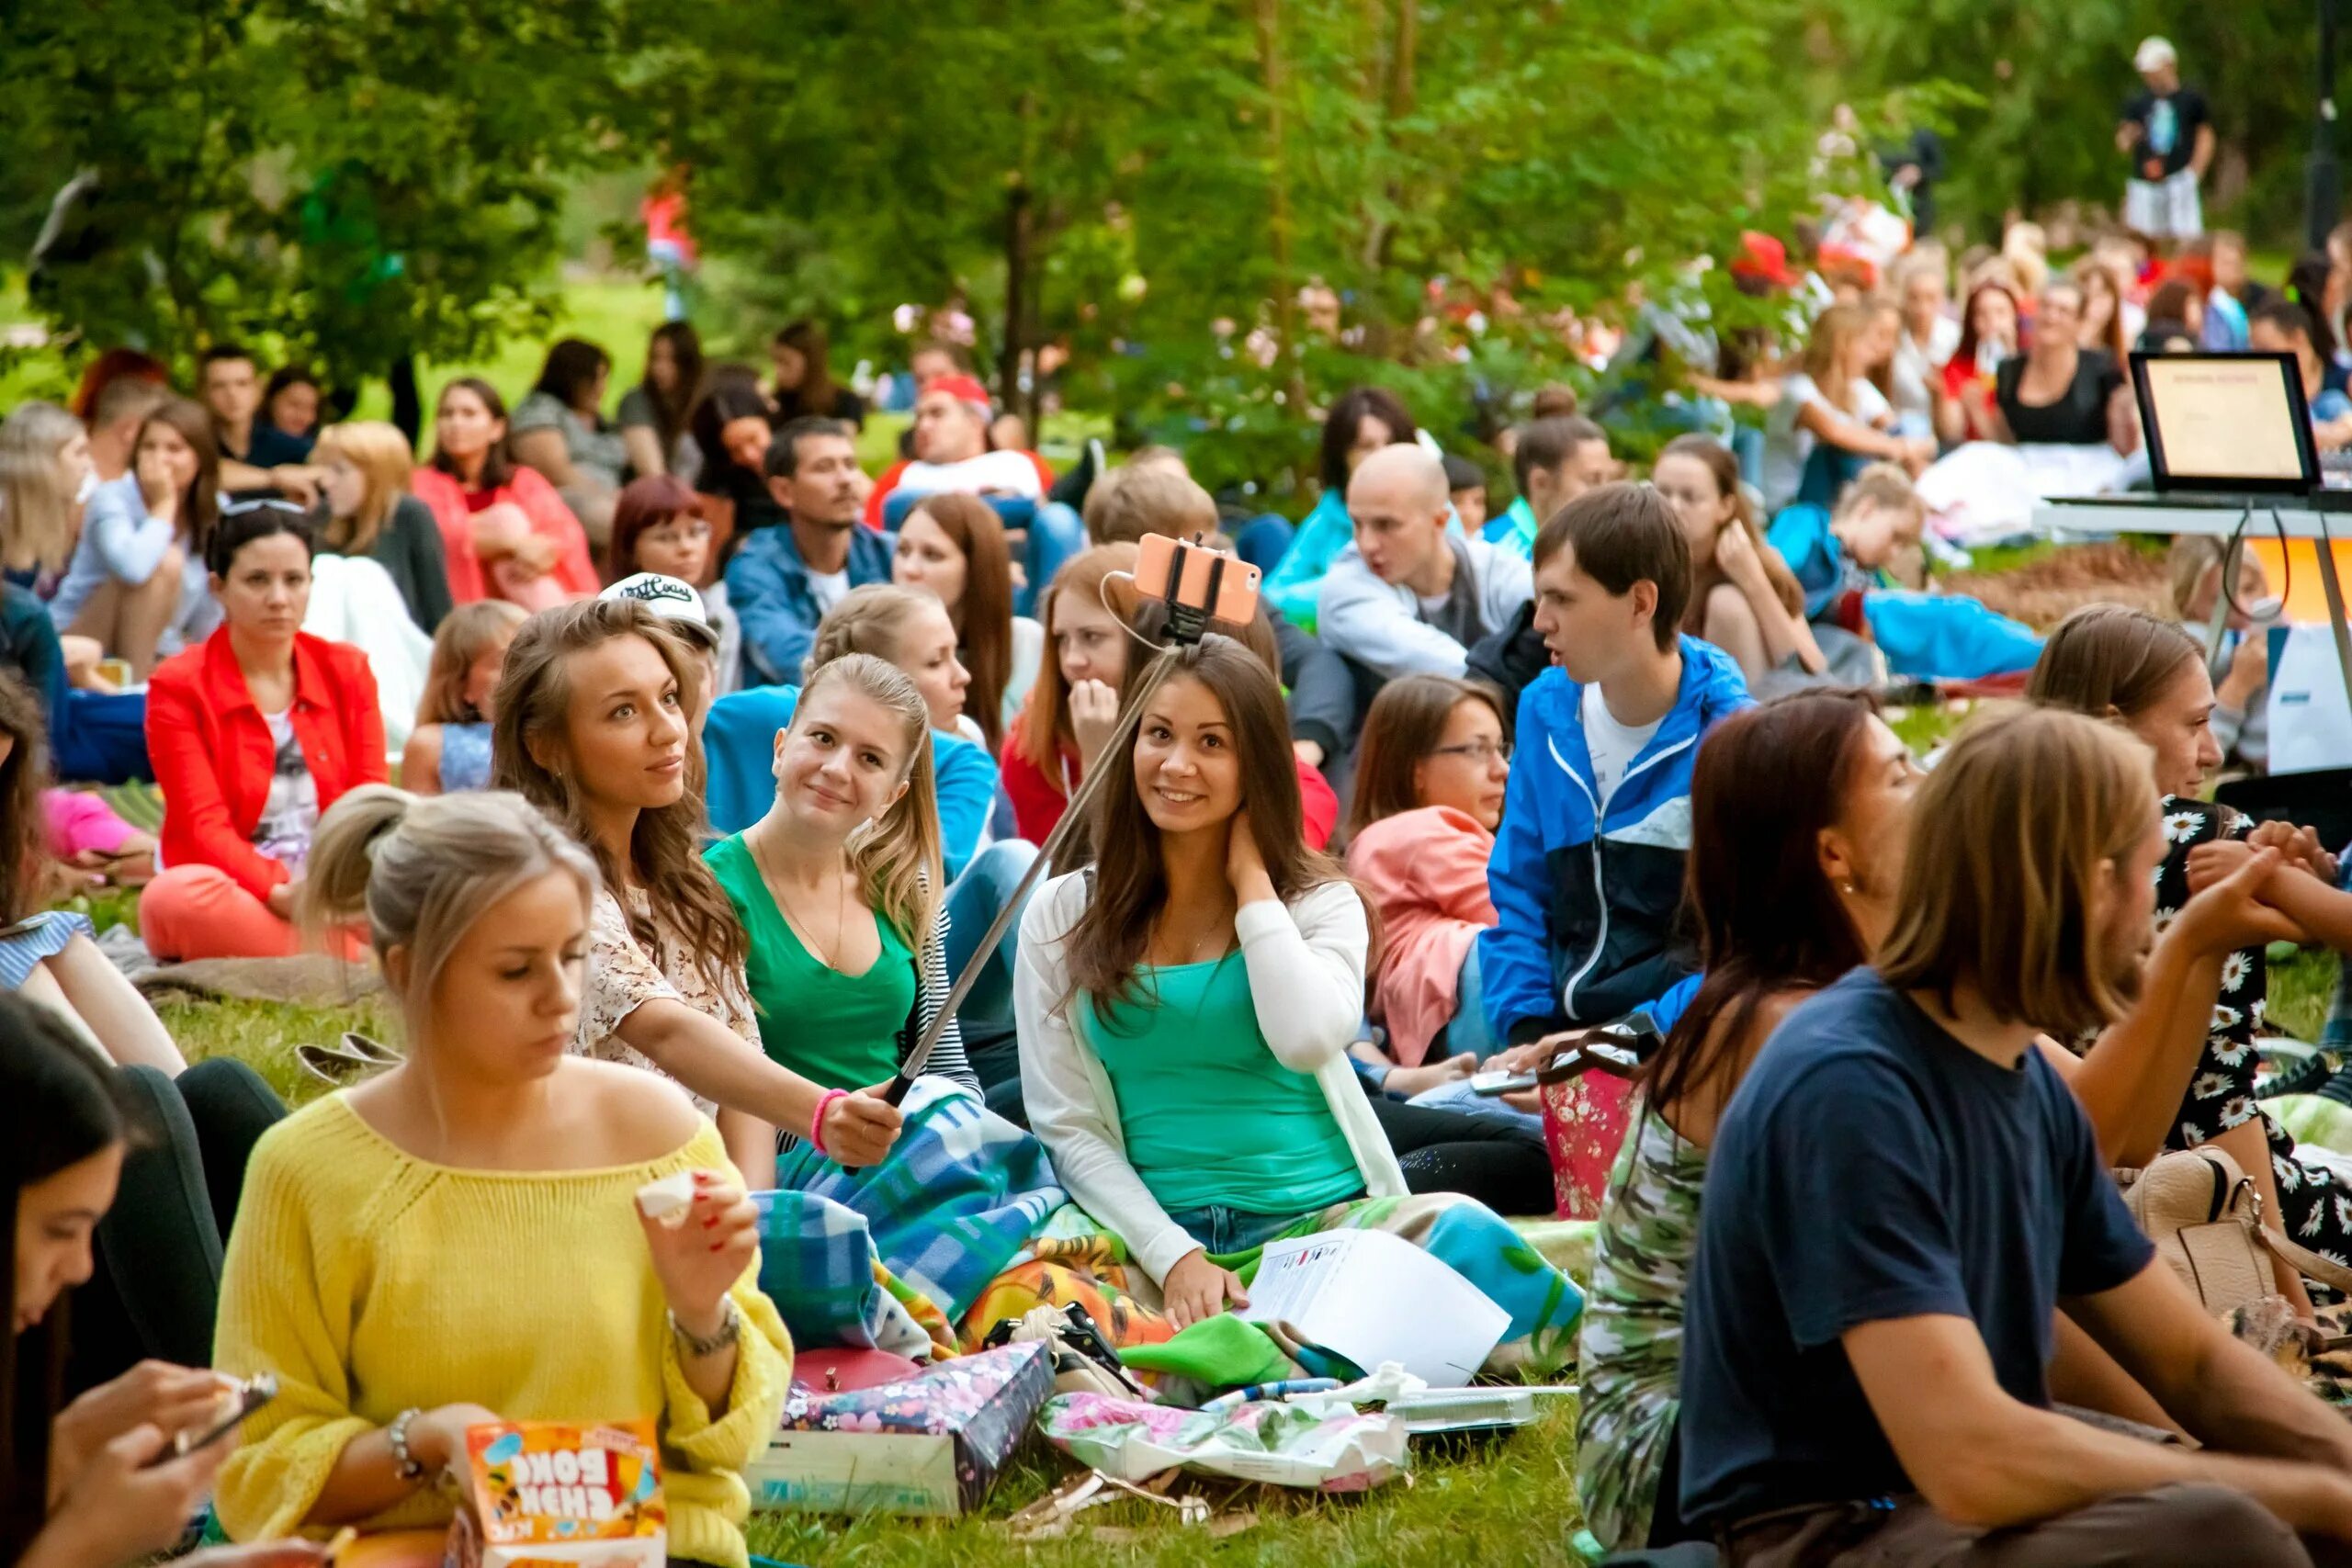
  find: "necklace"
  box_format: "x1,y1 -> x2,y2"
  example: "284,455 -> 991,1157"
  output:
749,826 -> 851,972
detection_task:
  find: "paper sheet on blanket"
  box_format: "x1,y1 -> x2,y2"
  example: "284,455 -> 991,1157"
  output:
1238,1230 -> 1507,1387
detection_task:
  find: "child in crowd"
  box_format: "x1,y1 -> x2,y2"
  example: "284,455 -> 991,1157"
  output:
139,507 -> 385,962
1343,674 -> 1513,1075
892,491 -> 1040,750
215,787 -> 788,1566
494,598 -> 902,1176
1578,690 -> 1923,1552
1443,453 -> 1488,534
402,600 -> 526,795
2168,535 -> 2270,773
1014,635 -> 1579,1358
1651,434 -> 1823,686
1481,484 -> 1752,1050
51,398 -> 223,680
1002,544 -> 1140,842
608,474 -> 739,700
1676,706 -> 2352,1565
705,653 -> 976,1111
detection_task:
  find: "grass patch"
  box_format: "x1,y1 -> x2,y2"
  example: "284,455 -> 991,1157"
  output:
2271,945 -> 2338,1045
163,994 -> 397,1106
742,1405 -> 1586,1568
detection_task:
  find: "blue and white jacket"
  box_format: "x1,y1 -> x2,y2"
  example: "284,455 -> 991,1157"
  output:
1479,638 -> 1753,1043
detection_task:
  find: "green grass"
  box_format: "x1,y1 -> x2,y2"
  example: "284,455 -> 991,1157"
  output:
2271,945 -> 2338,1045
741,1407 -> 1587,1568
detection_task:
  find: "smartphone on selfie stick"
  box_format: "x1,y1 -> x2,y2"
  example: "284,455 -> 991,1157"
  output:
880,536 -> 1263,1109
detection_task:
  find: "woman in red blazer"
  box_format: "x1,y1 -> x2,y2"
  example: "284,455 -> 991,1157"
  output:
139,503 -> 387,959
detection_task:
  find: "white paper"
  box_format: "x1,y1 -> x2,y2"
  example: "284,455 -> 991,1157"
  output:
1239,1230 -> 1508,1388
2266,625 -> 2352,774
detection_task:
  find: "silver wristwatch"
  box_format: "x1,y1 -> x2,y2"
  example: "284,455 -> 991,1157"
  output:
671,1296 -> 742,1359
387,1406 -> 427,1483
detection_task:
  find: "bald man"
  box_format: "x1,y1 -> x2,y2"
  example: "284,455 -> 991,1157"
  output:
1317,444 -> 1533,680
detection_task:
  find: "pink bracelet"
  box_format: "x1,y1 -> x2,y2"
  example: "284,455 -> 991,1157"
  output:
808,1089 -> 848,1157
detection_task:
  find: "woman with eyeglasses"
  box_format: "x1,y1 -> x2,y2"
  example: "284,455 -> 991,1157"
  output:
1342,674 -> 1514,1077
139,507 -> 384,961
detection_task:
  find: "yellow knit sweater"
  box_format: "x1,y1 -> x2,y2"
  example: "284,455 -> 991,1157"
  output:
213,1095 -> 790,1568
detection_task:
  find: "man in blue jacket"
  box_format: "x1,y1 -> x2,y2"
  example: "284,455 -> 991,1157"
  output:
1481,482 -> 1753,1048
726,416 -> 894,685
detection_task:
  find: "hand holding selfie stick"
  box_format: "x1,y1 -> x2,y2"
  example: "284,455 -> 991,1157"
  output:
883,537 -> 1256,1105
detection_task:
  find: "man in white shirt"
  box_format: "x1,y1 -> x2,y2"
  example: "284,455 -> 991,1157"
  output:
862,373 -> 1055,528
1317,445 -> 1533,681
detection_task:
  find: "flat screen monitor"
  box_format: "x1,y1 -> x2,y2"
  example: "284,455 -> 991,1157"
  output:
2132,351 -> 2319,495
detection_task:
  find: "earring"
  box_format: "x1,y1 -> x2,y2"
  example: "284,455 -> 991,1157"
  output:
1839,879 -> 1857,896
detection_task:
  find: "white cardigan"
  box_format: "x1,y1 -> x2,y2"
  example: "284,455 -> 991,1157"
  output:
1014,870 -> 1409,1283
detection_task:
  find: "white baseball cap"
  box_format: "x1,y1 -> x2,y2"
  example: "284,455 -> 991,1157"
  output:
2134,36 -> 2177,73
602,572 -> 718,651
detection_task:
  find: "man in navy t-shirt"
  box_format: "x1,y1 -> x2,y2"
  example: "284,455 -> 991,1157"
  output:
1679,706 -> 2352,1567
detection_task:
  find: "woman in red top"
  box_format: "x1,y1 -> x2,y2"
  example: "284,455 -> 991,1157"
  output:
139,505 -> 386,959
1003,542 -> 1339,850
1935,280 -> 2021,447
408,377 -> 600,608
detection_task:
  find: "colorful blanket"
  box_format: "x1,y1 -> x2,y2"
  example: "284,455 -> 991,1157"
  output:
755,1076 -> 1065,1358
963,1192 -> 1583,1381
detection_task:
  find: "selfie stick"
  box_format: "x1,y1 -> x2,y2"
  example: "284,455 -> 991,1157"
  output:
883,543 -> 1234,1103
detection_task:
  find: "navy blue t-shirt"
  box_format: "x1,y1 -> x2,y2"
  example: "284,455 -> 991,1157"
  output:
1678,968 -> 2154,1527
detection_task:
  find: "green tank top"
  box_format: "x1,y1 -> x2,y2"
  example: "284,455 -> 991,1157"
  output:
706,834 -> 913,1091
1078,952 -> 1362,1217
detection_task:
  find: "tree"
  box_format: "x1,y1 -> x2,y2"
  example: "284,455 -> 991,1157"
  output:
0,0 -> 631,391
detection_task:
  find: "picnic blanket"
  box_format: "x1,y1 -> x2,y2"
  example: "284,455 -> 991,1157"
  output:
754,1075 -> 1065,1358
964,1192 -> 1584,1382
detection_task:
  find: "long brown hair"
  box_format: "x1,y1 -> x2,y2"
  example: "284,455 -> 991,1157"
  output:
1345,674 -> 1507,840
491,599 -> 747,993
1877,704 -> 2154,1036
2024,604 -> 2201,725
1015,542 -> 1140,778
0,677 -> 54,923
1657,434 -> 1804,633
1646,690 -> 1879,1113
430,376 -> 516,491
141,398 -> 222,563
775,319 -> 840,415
904,494 -> 1015,750
1060,636 -> 1358,1016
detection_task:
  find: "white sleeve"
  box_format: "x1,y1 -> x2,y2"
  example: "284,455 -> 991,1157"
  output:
1316,550 -> 1470,679
1013,874 -> 1202,1283
1235,881 -> 1370,1073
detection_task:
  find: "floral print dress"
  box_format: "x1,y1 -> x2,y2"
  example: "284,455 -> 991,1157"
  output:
2141,799 -> 2352,1276
576,886 -> 763,1116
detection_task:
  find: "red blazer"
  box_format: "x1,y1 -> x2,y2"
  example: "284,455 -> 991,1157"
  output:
147,628 -> 388,898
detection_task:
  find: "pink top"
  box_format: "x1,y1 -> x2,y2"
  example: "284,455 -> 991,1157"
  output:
408,465 -> 601,605
1343,805 -> 1497,1066
42,789 -> 140,861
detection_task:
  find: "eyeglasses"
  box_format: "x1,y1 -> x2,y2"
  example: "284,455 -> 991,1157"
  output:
1428,740 -> 1512,765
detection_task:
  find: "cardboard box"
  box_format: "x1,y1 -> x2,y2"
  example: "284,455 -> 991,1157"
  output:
749,1340 -> 1051,1517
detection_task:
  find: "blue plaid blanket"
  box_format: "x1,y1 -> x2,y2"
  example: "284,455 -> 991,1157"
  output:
755,1076 -> 1065,1354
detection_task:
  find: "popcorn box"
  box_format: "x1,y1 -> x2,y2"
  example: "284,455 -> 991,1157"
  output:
448,1420 -> 666,1568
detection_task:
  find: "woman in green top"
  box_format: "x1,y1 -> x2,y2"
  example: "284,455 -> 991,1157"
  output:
705,652 -> 976,1100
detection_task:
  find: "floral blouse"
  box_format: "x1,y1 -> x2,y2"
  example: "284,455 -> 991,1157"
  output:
576,886 -> 761,1114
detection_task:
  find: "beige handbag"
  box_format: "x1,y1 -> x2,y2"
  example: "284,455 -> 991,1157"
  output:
2120,1146 -> 2352,1314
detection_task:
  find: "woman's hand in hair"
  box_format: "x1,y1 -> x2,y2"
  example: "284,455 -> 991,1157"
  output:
1713,518 -> 1769,594
822,1087 -> 904,1168
1162,1247 -> 1251,1330
1069,679 -> 1122,773
50,1359 -> 231,1504
1225,810 -> 1275,906
30,1421 -> 232,1568
2175,844 -> 2307,951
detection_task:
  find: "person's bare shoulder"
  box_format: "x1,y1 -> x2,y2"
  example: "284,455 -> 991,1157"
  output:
566,1056 -> 705,1162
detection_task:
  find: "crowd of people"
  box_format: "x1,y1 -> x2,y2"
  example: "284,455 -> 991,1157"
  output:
24,38 -> 2352,1563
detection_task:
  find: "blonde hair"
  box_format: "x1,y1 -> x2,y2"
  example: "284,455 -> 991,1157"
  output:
300,786 -> 598,1030
1083,466 -> 1220,546
417,600 -> 529,726
312,421 -> 417,557
786,653 -> 944,947
1800,304 -> 1871,409
1833,462 -> 1927,542
806,583 -> 938,682
1876,705 -> 2154,1036
0,401 -> 85,574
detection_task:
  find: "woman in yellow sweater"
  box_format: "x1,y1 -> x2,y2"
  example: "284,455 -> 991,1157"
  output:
209,786 -> 789,1568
